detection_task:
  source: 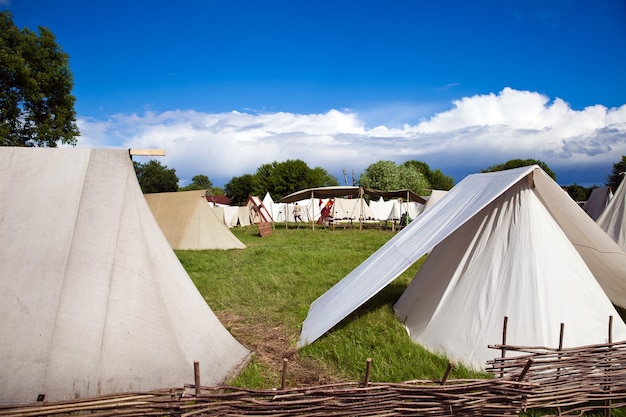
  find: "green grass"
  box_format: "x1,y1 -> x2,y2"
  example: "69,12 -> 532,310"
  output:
176,223 -> 488,388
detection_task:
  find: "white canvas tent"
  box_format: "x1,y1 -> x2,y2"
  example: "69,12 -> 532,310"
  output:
298,166 -> 626,369
332,197 -> 376,221
597,175 -> 626,250
144,190 -> 246,250
0,148 -> 251,406
422,190 -> 448,211
583,186 -> 613,220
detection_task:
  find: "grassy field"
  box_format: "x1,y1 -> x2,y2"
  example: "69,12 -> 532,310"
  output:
176,222 -> 489,389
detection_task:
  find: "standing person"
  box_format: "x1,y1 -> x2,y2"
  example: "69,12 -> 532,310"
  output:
293,202 -> 302,222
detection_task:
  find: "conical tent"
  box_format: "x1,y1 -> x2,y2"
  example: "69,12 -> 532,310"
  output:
583,186 -> 613,220
597,175 -> 626,250
395,178 -> 623,367
144,190 -> 246,250
0,148 -> 251,406
298,166 -> 626,369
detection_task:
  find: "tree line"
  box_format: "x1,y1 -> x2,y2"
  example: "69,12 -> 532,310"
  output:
132,156 -> 626,206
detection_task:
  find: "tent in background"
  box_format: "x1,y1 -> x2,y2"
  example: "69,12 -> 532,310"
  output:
422,190 -> 448,211
298,166 -> 626,369
0,148 -> 251,406
144,190 -> 246,250
583,186 -> 613,220
597,175 -> 626,250
332,197 -> 376,221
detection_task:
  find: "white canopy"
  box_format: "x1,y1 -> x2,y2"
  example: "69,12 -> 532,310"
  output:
0,148 -> 251,405
298,166 -> 626,368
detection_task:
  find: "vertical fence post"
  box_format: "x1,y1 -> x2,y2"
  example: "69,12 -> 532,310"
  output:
605,316 -> 614,417
194,361 -> 201,397
281,358 -> 289,390
363,358 -> 372,387
441,362 -> 454,385
500,316 -> 508,378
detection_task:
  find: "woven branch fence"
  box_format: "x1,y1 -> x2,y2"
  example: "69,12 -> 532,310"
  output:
2,340 -> 625,417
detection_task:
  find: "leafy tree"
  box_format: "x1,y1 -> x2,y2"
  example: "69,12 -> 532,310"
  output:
224,174 -> 256,205
358,160 -> 430,194
482,158 -> 556,181
403,160 -> 454,190
212,186 -> 225,196
180,174 -> 212,191
133,160 -> 178,193
0,11 -> 79,147
563,183 -> 590,202
252,159 -> 338,199
606,156 -> 626,191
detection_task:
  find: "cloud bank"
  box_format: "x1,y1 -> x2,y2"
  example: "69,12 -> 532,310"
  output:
76,87 -> 626,187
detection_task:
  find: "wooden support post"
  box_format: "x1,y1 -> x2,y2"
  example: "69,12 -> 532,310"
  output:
441,362 -> 454,385
281,358 -> 288,390
558,323 -> 564,350
363,358 -> 372,387
194,361 -> 201,397
609,315 -> 613,344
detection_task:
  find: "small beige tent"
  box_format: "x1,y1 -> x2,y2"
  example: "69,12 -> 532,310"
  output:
0,148 -> 251,406
144,190 -> 246,250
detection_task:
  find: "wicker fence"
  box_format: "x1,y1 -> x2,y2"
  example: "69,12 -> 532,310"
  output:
1,340 -> 625,417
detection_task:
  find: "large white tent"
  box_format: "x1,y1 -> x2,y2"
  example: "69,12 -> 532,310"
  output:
298,166 -> 626,369
0,148 -> 251,405
597,175 -> 626,250
144,190 -> 246,250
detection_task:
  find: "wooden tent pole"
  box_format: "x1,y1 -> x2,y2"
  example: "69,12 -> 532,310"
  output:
311,190 -> 315,230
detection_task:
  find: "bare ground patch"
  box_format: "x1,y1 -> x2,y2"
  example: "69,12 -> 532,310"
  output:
217,310 -> 347,387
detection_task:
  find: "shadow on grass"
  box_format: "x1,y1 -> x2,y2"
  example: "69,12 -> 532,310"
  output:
325,278 -> 410,335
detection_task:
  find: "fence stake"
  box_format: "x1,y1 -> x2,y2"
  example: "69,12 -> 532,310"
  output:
281,358 -> 288,390
194,361 -> 201,397
501,316 -> 508,378
363,358 -> 372,387
501,316 -> 508,358
559,323 -> 564,350
609,315 -> 613,344
517,358 -> 534,382
441,362 -> 454,385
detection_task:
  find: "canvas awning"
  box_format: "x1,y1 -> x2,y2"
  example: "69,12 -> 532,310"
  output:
364,188 -> 427,204
280,186 -> 362,203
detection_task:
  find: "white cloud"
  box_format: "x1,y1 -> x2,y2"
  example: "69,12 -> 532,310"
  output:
75,88 -> 626,186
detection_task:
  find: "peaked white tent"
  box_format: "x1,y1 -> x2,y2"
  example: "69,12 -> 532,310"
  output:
583,186 -> 613,220
298,166 -> 626,368
422,190 -> 448,211
144,190 -> 246,250
597,175 -> 626,250
0,148 -> 251,406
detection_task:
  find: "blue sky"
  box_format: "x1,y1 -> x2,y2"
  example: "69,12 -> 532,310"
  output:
3,0 -> 626,188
